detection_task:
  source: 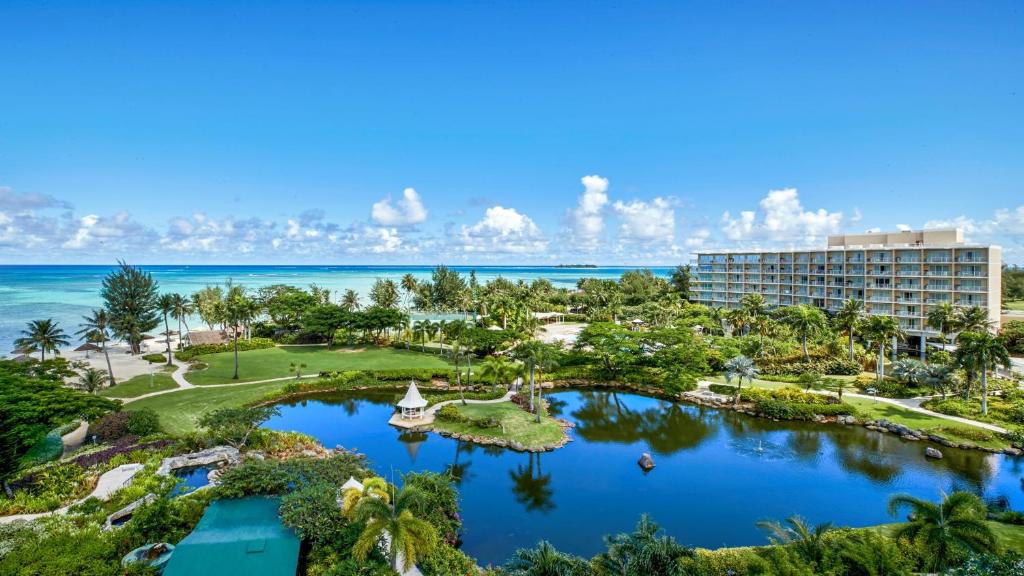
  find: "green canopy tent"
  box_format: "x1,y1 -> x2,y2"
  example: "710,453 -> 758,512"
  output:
163,497 -> 299,576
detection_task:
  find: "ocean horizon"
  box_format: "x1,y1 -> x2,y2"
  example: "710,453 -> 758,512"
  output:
0,264 -> 673,354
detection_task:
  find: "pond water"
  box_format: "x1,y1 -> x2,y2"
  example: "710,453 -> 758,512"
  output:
170,465 -> 217,497
264,389 -> 1024,566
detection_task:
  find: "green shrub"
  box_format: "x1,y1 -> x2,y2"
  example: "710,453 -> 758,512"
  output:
141,353 -> 167,363
88,411 -> 132,443
435,404 -> 468,424
709,384 -> 738,395
125,409 -> 161,437
175,337 -> 276,361
419,544 -> 478,576
19,428 -> 65,469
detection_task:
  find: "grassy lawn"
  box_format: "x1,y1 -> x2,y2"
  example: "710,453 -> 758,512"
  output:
99,368 -> 178,399
184,345 -> 453,385
127,381 -> 287,435
873,521 -> 1024,552
844,397 -> 1007,449
1005,300 -> 1024,311
430,402 -> 565,449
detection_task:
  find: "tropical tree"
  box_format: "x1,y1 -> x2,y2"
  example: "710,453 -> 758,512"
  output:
756,515 -> 835,566
723,355 -> 759,406
887,491 -> 996,572
400,274 -> 418,310
670,264 -> 693,301
480,355 -> 512,391
515,341 -> 561,420
834,298 -> 865,362
863,316 -> 905,380
504,540 -> 592,576
340,476 -> 391,516
76,309 -> 116,385
922,363 -> 955,400
157,294 -> 175,366
76,367 -> 110,393
101,261 -> 160,354
955,331 -> 1011,414
170,293 -> 194,347
594,514 -> 693,576
413,320 -> 430,352
956,306 -> 994,334
351,485 -> 438,573
927,302 -> 957,348
192,285 -> 225,329
223,291 -> 256,379
15,319 -> 69,362
891,359 -> 928,387
370,278 -> 401,309
340,289 -> 361,312
779,304 -> 828,361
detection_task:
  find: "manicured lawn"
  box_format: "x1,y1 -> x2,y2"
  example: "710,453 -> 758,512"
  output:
99,369 -> 178,398
184,345 -> 453,385
127,381 -> 288,435
844,397 -> 1007,449
873,521 -> 1024,552
431,402 -> 565,449
1005,300 -> 1024,311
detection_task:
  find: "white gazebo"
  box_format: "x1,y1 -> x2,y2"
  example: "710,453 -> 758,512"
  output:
397,380 -> 428,420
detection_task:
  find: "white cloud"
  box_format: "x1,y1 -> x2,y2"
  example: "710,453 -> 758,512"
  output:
569,175 -> 609,248
371,187 -> 428,226
61,212 -> 155,250
612,197 -> 675,243
925,205 -> 1024,246
458,206 -> 547,254
896,223 -> 911,231
721,188 -> 845,247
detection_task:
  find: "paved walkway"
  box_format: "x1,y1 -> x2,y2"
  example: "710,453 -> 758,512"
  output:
695,381 -> 1006,433
60,420 -> 89,455
0,463 -> 144,524
389,390 -> 516,429
124,364 -> 320,403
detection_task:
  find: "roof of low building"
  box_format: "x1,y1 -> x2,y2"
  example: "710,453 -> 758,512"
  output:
163,497 -> 299,576
397,381 -> 428,409
187,330 -> 229,345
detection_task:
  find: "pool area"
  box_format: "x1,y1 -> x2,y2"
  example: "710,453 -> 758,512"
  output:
264,388 -> 1024,565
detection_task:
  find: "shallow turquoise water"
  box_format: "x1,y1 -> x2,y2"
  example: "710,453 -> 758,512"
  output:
0,265 -> 667,352
265,389 -> 1024,565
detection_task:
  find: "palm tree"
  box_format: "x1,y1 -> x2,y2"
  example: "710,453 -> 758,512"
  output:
15,319 -> 69,362
223,292 -> 255,380
780,305 -> 827,361
157,294 -> 175,366
351,485 -> 437,573
76,309 -> 116,386
756,515 -> 835,566
956,305 -> 994,334
927,302 -> 956,349
504,540 -> 588,576
955,331 -> 1011,414
340,476 -> 391,516
480,356 -> 511,391
887,491 -> 996,571
834,299 -> 865,362
76,367 -> 109,393
724,355 -> 759,406
401,273 -> 418,310
595,514 -> 693,575
515,341 -> 559,418
341,289 -> 361,312
170,293 -> 194,348
413,320 -> 430,352
531,344 -> 560,423
436,320 -> 448,356
863,316 -> 904,380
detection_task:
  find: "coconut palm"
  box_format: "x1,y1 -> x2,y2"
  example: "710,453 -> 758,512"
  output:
480,355 -> 512,391
514,341 -> 560,420
340,289 -> 361,312
15,319 -> 69,362
862,316 -> 905,380
413,320 -> 430,352
955,331 -> 1010,414
756,515 -> 835,566
436,320 -> 448,356
955,305 -> 994,334
340,476 -> 391,516
724,355 -> 759,406
76,367 -> 109,393
887,491 -> 996,572
504,540 -> 590,576
170,293 -> 194,348
400,273 -> 418,310
157,294 -> 175,366
779,304 -> 827,361
351,485 -> 437,573
76,309 -> 116,386
927,302 -> 956,348
834,298 -> 865,362
223,292 -> 256,380
595,514 -> 693,576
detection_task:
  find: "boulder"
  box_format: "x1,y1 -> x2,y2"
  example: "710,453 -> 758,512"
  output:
924,447 -> 943,459
156,446 -> 241,476
637,452 -> 656,471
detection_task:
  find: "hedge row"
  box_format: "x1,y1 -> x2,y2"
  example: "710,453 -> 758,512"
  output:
757,357 -> 861,376
175,337 -> 277,361
754,398 -> 857,420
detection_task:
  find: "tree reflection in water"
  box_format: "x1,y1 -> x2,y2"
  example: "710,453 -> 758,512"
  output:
509,452 -> 555,513
570,390 -> 716,454
444,440 -> 476,486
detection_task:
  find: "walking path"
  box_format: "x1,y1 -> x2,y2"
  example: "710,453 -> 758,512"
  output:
388,390 -> 516,429
60,420 -> 89,455
124,362 -> 320,403
695,381 -> 1007,433
0,463 -> 144,525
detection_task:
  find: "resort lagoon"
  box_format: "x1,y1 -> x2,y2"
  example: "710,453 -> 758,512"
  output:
265,389 -> 1024,566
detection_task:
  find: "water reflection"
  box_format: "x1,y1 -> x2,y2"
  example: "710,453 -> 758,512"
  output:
264,388 -> 1024,565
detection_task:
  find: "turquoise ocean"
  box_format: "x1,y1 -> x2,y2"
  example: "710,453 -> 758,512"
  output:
0,265 -> 672,354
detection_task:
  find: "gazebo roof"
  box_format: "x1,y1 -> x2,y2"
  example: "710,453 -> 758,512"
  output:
341,477 -> 364,492
75,342 -> 102,352
397,381 -> 428,409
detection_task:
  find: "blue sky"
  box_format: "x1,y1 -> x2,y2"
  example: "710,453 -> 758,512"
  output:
0,1 -> 1022,264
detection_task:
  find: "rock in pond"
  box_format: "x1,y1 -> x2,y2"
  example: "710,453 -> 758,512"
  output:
637,452 -> 656,471
924,447 -> 943,459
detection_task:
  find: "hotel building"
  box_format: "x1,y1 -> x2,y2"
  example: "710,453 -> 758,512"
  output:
692,229 -> 1001,352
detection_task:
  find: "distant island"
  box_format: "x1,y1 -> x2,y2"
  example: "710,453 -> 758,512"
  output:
554,264 -> 598,268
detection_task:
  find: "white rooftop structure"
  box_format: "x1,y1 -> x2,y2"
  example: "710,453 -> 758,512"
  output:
341,477 -> 364,492
397,380 -> 428,419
